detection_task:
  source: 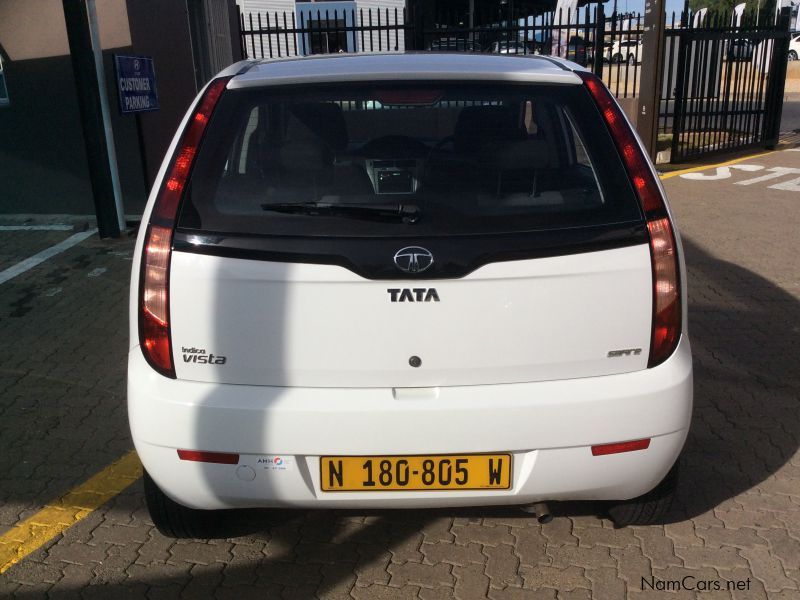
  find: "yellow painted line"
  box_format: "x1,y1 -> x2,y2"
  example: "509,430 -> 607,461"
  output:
0,450 -> 142,574
659,149 -> 775,180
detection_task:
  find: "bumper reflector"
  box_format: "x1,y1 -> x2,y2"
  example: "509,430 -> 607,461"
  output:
591,438 -> 651,456
177,450 -> 240,464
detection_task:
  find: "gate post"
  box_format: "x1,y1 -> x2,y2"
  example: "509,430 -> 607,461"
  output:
406,5 -> 426,51
592,10 -> 606,78
636,0 -> 667,160
764,7 -> 791,148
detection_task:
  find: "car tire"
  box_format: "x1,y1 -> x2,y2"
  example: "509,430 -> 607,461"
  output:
627,54 -> 637,66
789,50 -> 798,61
143,470 -> 221,538
612,53 -> 623,64
606,460 -> 679,527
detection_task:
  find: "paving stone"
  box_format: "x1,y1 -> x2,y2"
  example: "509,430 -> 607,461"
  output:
295,541 -> 358,565
716,566 -> 768,600
168,541 -> 233,566
420,541 -> 485,567
418,586 -> 457,600
519,565 -> 589,591
317,561 -> 358,600
756,528 -> 800,574
452,563 -> 490,600
539,519 -> 579,548
386,529 -> 425,564
676,545 -> 747,575
609,545 -> 653,591
554,590 -> 591,600
451,523 -> 515,548
353,545 -> 392,587
546,544 -> 615,570
489,586 -> 557,600
511,526 -> 549,566
569,523 -> 638,550
420,518 -> 456,544
739,546 -> 799,593
585,566 -> 627,599
350,584 -> 422,599
388,560 -> 455,589
483,543 -> 522,589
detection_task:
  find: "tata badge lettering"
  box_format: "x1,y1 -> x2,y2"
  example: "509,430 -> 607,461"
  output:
129,54 -> 692,536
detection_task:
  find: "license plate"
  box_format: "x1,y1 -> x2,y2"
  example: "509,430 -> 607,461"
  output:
320,454 -> 512,491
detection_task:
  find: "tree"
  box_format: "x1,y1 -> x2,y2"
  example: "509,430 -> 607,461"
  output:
689,0 -> 777,22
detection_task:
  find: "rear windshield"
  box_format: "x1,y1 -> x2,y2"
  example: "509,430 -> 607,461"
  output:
178,83 -> 642,237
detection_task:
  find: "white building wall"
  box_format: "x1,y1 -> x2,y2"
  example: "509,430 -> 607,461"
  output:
237,0 -> 406,59
237,0 -> 296,59
352,0 -> 406,53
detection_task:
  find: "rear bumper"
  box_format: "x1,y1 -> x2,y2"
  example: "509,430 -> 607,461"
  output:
128,337 -> 692,509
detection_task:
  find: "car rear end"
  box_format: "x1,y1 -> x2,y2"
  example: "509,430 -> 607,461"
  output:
128,54 -> 691,520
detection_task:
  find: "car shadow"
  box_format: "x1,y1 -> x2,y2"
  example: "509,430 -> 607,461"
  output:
656,236 -> 798,524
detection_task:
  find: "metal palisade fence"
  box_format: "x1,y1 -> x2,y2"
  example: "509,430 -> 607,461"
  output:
238,4 -> 640,93
660,7 -> 791,162
238,4 -> 790,163
239,7 -> 408,59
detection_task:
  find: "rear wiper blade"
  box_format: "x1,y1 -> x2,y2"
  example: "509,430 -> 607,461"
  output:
261,202 -> 421,223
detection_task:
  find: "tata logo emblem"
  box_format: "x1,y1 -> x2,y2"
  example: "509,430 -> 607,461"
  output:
393,246 -> 433,274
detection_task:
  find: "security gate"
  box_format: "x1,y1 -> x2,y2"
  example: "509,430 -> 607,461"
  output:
659,9 -> 791,162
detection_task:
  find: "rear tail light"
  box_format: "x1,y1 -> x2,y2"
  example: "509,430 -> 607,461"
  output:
138,77 -> 230,377
578,72 -> 681,368
140,224 -> 173,375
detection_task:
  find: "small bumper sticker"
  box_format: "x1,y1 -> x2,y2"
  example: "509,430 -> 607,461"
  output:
256,456 -> 292,471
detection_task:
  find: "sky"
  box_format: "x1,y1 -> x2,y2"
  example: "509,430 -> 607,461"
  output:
600,0 -> 688,18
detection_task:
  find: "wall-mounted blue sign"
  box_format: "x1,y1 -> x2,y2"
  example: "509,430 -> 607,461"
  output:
114,55 -> 159,114
0,56 -> 9,108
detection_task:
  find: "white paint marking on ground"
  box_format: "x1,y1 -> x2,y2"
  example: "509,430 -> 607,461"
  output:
679,164 -> 763,180
0,229 -> 97,286
0,225 -> 74,231
768,176 -> 800,191
736,167 -> 800,186
42,287 -> 62,297
87,267 -> 107,278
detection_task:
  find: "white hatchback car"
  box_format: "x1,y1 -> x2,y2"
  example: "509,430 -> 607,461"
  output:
789,34 -> 800,61
129,53 -> 692,537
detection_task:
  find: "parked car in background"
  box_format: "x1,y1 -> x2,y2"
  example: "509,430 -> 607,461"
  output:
427,38 -> 481,52
610,39 -> 642,65
789,34 -> 800,60
727,39 -> 754,61
130,53 -> 692,537
487,40 -> 533,54
569,35 -> 590,64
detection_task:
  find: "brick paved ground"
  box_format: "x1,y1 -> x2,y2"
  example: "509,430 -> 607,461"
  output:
0,148 -> 798,599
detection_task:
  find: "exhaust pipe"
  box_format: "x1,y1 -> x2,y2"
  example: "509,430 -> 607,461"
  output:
520,501 -> 553,524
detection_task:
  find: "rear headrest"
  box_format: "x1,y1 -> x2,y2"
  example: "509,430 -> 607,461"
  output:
288,102 -> 348,154
278,139 -> 332,174
483,139 -> 553,170
454,105 -> 525,151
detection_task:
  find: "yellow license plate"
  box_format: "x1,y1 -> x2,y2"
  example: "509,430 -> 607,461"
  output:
320,454 -> 512,491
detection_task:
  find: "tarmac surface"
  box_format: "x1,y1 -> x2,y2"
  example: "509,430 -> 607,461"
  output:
0,147 -> 799,598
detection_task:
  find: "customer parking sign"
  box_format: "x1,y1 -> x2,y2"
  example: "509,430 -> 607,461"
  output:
0,55 -> 9,108
114,55 -> 159,114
